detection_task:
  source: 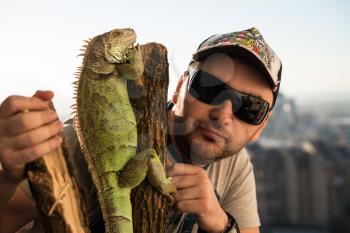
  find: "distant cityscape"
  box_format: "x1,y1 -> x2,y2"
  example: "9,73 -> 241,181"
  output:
248,94 -> 350,233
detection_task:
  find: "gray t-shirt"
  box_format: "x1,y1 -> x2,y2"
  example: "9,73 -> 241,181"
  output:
21,125 -> 260,232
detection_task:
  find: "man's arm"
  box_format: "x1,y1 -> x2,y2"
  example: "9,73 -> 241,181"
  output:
167,161 -> 260,233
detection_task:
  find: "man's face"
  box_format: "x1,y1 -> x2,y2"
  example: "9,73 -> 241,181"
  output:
170,53 -> 274,165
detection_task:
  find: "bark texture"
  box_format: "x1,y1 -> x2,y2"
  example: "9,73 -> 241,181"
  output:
128,43 -> 173,233
26,103 -> 90,233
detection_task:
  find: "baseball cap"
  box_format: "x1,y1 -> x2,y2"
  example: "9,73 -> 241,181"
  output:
192,27 -> 282,108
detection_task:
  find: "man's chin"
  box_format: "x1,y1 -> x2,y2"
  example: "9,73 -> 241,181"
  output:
188,137 -> 223,165
188,132 -> 241,164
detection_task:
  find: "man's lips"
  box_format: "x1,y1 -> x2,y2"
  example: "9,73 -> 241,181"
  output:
198,126 -> 225,141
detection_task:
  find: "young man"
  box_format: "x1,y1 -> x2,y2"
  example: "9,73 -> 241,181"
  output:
0,27 -> 282,233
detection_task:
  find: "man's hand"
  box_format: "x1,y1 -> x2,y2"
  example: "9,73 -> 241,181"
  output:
167,162 -> 229,233
0,90 -> 64,232
0,90 -> 63,183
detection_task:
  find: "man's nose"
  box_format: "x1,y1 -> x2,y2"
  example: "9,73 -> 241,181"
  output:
209,100 -> 233,125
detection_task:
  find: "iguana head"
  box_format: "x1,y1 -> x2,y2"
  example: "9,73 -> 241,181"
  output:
103,28 -> 137,63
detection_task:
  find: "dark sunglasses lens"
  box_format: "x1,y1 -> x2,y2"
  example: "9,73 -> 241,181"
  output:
189,70 -> 269,125
189,70 -> 222,104
235,95 -> 269,125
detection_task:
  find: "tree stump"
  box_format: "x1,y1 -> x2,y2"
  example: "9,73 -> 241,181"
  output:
128,43 -> 173,233
26,103 -> 90,233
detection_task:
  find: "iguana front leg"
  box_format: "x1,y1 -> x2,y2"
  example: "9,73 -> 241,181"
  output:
119,148 -> 177,199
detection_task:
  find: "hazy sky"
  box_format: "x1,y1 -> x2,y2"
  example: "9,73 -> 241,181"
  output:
1,0 -> 349,118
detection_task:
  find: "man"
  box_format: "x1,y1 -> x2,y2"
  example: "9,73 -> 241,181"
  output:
0,27 -> 282,233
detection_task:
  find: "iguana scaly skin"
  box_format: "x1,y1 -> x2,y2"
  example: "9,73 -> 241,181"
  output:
72,28 -> 176,233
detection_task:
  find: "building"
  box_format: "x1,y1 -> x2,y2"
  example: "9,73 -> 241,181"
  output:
248,140 -> 350,228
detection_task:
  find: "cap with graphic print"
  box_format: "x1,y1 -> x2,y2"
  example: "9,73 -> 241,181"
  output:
192,27 -> 282,108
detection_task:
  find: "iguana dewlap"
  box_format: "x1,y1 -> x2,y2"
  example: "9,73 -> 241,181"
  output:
72,28 -> 176,233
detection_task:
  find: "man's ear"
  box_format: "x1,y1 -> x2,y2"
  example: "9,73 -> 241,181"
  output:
250,112 -> 272,141
171,71 -> 188,104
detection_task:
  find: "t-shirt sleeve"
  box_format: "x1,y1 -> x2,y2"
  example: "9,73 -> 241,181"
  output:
220,149 -> 260,229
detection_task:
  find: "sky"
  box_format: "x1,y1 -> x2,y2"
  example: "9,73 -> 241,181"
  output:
1,0 -> 349,119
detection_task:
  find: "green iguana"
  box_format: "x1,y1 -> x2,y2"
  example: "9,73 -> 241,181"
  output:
72,28 -> 176,233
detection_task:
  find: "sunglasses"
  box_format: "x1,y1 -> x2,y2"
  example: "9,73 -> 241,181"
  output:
188,69 -> 271,125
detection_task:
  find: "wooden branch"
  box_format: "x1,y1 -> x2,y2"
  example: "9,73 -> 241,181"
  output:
26,103 -> 90,233
128,43 -> 173,233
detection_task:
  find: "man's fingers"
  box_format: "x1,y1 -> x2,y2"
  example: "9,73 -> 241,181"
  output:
9,120 -> 63,150
167,162 -> 205,177
165,154 -> 175,169
174,186 -> 203,201
0,96 -> 49,118
11,135 -> 63,165
171,174 -> 201,189
33,90 -> 54,101
3,110 -> 58,136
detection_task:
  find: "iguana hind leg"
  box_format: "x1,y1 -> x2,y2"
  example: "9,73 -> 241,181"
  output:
118,148 -> 177,198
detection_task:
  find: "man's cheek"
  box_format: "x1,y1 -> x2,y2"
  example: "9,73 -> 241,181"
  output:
173,116 -> 198,136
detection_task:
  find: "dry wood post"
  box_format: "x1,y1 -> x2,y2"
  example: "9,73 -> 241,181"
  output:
128,43 -> 173,233
26,102 -> 90,233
